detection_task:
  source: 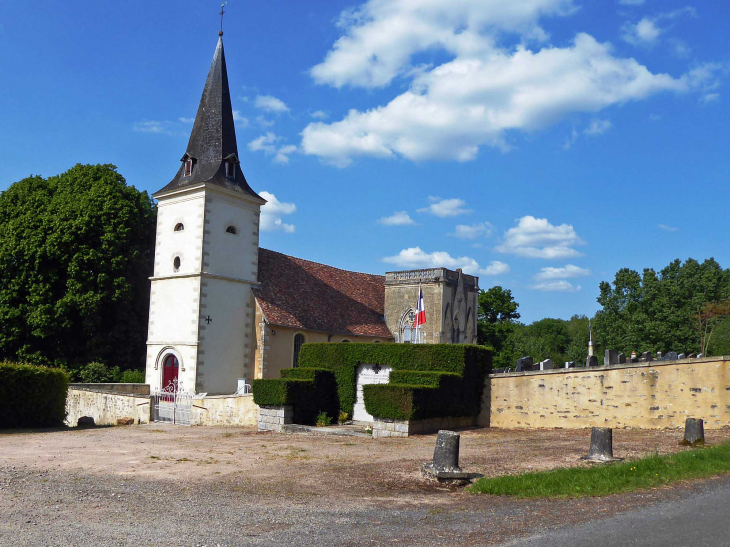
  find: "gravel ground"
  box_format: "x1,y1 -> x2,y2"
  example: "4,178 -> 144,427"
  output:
1,425 -> 729,546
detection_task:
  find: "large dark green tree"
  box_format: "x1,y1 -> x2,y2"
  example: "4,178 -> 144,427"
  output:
594,258 -> 730,356
477,286 -> 520,367
0,164 -> 156,375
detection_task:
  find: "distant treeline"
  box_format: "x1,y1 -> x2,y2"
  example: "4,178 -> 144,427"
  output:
479,258 -> 730,369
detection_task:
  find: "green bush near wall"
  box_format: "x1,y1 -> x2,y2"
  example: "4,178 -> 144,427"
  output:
281,367 -> 339,423
299,343 -> 492,419
252,343 -> 492,424
0,363 -> 69,428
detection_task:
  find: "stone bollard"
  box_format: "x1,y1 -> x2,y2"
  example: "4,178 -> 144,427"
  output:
680,418 -> 705,447
422,430 -> 470,483
581,427 -> 621,462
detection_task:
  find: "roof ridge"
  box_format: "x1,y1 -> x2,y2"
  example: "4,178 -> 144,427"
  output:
259,248 -> 385,279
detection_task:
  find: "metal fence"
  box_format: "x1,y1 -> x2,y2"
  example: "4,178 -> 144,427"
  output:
153,379 -> 192,426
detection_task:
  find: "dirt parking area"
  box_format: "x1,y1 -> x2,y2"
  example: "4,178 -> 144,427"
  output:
2,425 -> 729,546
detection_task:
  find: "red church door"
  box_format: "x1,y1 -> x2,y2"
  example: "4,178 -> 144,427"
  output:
162,354 -> 179,388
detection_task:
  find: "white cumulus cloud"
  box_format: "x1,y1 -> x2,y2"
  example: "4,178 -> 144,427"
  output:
379,211 -> 416,226
255,95 -> 290,113
449,222 -> 494,239
658,224 -> 679,232
249,134 -> 297,164
621,8 -> 698,46
530,280 -> 581,292
417,197 -> 471,218
383,247 -> 503,277
301,1 -> 717,166
259,191 -> 296,233
481,261 -> 511,276
496,216 -> 584,259
534,264 -> 591,280
585,119 -> 612,135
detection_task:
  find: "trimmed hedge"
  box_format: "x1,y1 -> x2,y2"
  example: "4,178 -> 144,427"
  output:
362,384 -> 435,421
0,363 -> 69,428
252,368 -> 340,425
281,367 -> 339,423
388,370 -> 459,388
298,343 -> 491,417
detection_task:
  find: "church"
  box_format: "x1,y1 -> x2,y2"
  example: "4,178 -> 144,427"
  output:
144,34 -> 479,395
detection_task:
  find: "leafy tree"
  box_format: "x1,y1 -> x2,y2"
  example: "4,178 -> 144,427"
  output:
594,258 -> 730,356
695,299 -> 730,356
477,286 -> 520,362
0,164 -> 156,377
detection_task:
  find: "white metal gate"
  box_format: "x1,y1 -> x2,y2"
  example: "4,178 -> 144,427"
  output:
153,379 -> 192,426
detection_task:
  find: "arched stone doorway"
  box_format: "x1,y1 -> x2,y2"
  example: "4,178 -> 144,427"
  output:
162,354 -> 180,388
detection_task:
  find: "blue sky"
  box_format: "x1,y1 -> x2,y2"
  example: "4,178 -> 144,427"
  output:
1,0 -> 728,323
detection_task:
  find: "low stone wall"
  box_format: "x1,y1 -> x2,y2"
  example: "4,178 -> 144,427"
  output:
68,383 -> 150,395
66,386 -> 152,426
191,394 -> 258,426
488,356 -> 730,430
372,416 -> 476,438
257,405 -> 293,432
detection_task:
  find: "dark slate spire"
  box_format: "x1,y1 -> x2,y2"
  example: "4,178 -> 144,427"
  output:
156,36 -> 262,200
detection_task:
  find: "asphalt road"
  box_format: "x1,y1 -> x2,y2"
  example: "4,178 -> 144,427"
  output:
502,476 -> 730,547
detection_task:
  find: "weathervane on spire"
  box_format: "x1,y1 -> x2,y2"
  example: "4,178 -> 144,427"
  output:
219,2 -> 227,36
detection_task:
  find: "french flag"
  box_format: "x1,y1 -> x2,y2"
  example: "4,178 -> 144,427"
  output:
414,285 -> 426,327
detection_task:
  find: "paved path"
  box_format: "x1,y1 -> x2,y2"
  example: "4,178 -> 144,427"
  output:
502,476 -> 730,547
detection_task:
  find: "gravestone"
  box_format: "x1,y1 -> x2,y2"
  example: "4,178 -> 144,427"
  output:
657,351 -> 664,359
586,355 -> 599,367
687,353 -> 696,359
681,418 -> 705,446
641,352 -> 653,362
565,361 -> 576,368
662,351 -> 679,361
540,359 -> 553,371
516,357 -> 534,372
678,353 -> 686,359
605,349 -> 618,366
618,353 -> 626,364
353,363 -> 392,422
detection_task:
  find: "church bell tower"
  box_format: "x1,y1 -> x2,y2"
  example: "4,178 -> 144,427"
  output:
145,33 -> 265,394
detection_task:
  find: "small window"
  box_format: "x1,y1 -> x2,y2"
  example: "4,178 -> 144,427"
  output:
184,159 -> 193,177
225,225 -> 237,235
174,223 -> 184,232
225,161 -> 235,179
173,256 -> 181,271
293,333 -> 305,367
342,339 -> 351,343
373,340 -> 381,343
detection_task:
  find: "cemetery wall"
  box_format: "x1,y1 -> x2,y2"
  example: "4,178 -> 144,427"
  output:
66,386 -> 152,426
191,393 -> 258,426
487,357 -> 730,430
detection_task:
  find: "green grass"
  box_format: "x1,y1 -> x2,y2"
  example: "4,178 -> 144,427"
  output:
468,442 -> 730,498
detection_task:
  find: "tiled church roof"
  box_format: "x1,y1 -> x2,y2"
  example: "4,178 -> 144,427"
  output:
253,248 -> 393,338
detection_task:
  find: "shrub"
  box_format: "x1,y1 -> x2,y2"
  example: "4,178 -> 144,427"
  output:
281,367 -> 339,422
0,362 -> 69,428
315,412 -> 332,427
363,384 -> 435,421
120,369 -> 146,383
79,362 -> 114,383
338,411 -> 350,424
298,343 -> 491,416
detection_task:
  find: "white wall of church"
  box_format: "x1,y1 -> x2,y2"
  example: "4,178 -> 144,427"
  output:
202,190 -> 260,282
196,277 -> 254,395
153,189 -> 206,277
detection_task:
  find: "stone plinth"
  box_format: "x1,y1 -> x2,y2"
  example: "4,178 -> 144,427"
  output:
257,405 -> 293,432
372,416 -> 475,438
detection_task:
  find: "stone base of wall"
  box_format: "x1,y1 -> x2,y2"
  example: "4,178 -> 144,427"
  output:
66,387 -> 152,427
258,405 -> 293,432
191,394 -> 258,426
372,416 -> 476,438
68,383 -> 150,395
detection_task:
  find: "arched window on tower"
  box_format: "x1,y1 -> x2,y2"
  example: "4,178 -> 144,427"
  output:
293,333 -> 306,367
173,256 -> 181,272
174,223 -> 184,232
225,225 -> 237,235
398,308 -> 416,343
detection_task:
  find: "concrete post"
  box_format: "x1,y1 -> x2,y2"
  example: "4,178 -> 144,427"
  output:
681,418 -> 705,446
582,427 -> 621,462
